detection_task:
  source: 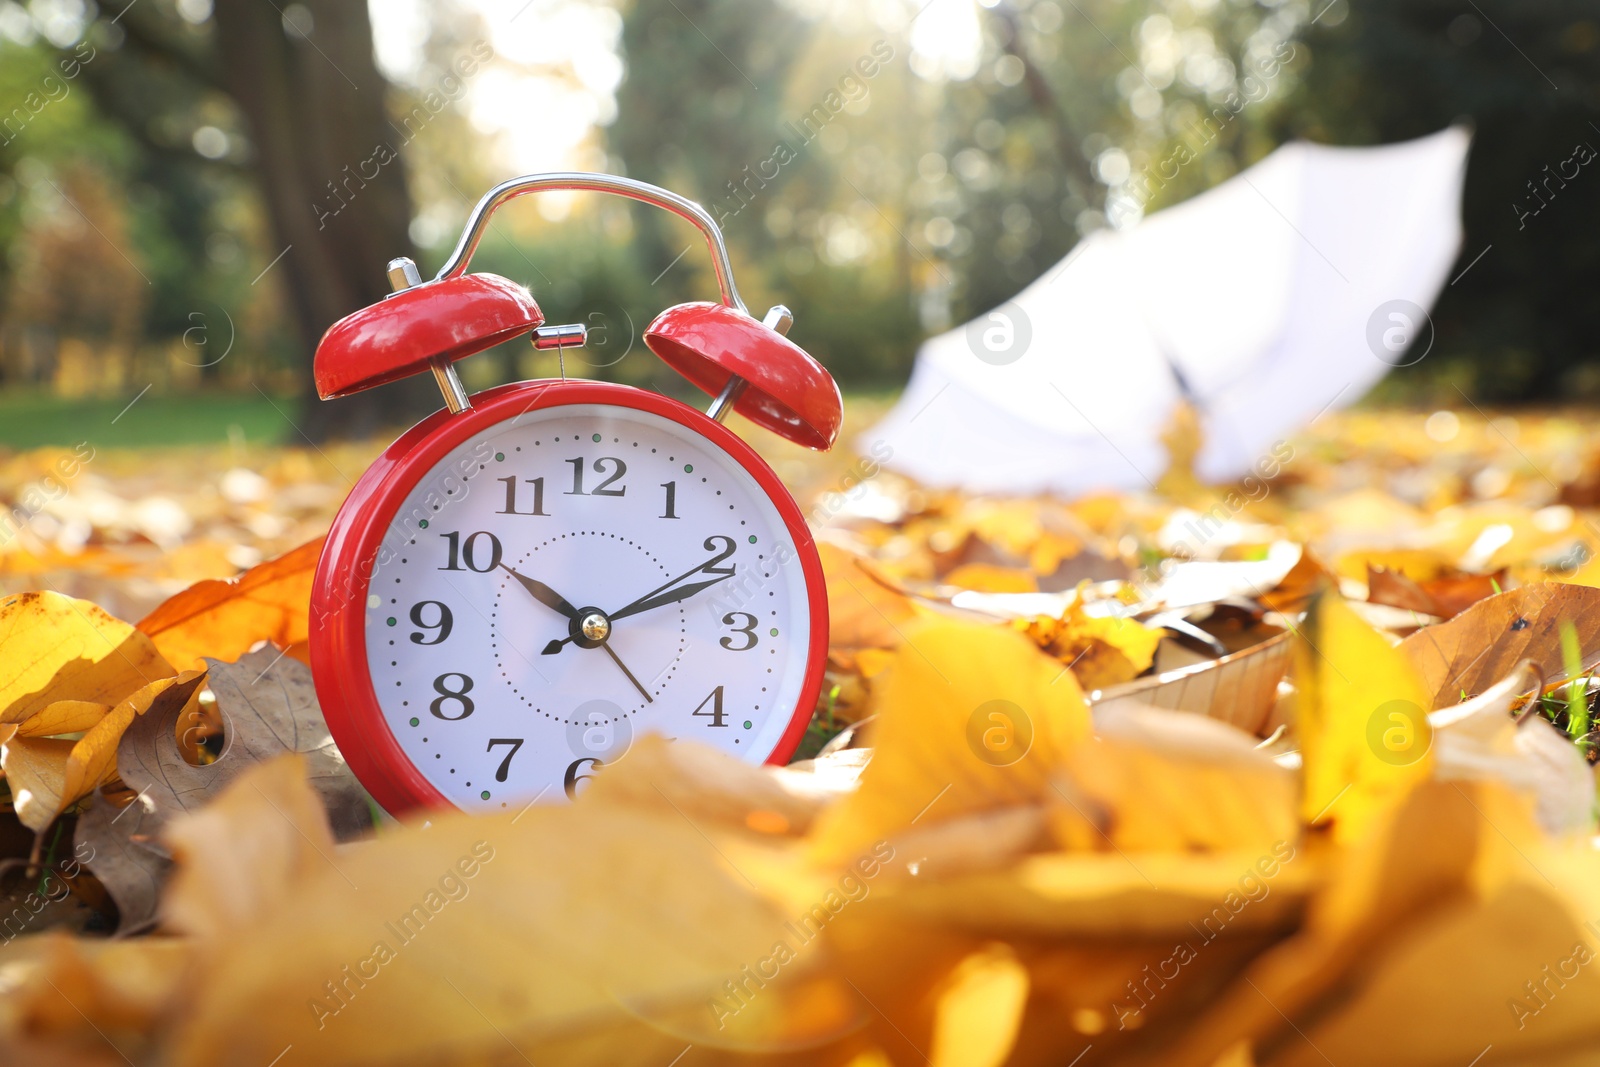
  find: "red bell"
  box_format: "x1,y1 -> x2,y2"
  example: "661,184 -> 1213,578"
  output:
314,269 -> 544,400
312,174 -> 842,451
646,302 -> 842,451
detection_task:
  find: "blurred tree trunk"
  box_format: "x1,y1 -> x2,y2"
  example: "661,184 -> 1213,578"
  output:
211,0 -> 437,440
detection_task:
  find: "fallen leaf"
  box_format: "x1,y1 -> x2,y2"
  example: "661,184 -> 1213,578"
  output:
1055,705 -> 1298,854
11,700 -> 111,739
3,673 -> 205,832
1165,781 -> 1600,1067
1365,562 -> 1506,620
0,591 -> 171,724
1017,597 -> 1164,690
76,648 -> 369,931
928,943 -> 1028,1067
1257,547 -> 1335,617
942,563 -> 1038,593
165,756 -> 860,1066
819,538 -> 920,651
162,754 -> 339,942
581,734 -> 827,838
136,536 -> 323,673
1294,594 -> 1433,842
809,616 -> 1092,862
1398,582 -> 1600,709
0,933 -> 191,1062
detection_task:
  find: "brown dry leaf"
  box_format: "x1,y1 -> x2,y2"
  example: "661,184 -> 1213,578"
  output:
819,538 -> 919,651
1295,594 -> 1433,842
1398,582 -> 1600,709
808,616 -> 1092,863
77,647 -> 369,931
1094,631 -> 1291,736
165,756 -> 861,1067
1054,705 -> 1298,854
0,590 -> 171,724
136,536 -> 324,673
1365,562 -> 1506,620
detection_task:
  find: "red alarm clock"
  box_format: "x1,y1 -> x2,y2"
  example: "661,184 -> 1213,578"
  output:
308,173 -> 840,815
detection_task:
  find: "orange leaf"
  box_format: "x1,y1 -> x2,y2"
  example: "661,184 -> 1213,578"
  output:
137,537 -> 324,672
819,539 -> 919,651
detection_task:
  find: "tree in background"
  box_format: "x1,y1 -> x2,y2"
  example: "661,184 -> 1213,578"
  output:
3,0 -> 1598,423
88,0 -> 440,436
1281,0 -> 1600,400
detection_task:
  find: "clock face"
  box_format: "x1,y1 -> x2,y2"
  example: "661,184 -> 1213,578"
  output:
353,399 -> 816,812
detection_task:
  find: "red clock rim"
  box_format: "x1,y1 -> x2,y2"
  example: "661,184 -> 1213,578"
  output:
309,379 -> 831,817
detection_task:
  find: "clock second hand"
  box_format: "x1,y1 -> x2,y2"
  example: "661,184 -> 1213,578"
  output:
601,643 -> 653,704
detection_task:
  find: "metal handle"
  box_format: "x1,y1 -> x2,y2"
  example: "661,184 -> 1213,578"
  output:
434,172 -> 748,314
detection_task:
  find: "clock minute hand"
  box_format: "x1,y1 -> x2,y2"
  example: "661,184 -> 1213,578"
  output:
539,545 -> 736,655
499,564 -> 580,620
608,572 -> 733,623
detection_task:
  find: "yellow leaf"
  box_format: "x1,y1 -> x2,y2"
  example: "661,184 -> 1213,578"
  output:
1294,594 -> 1433,842
809,617 -> 1091,862
1053,706 -> 1299,854
820,540 -> 919,651
0,591 -> 171,724
137,537 -> 323,672
167,755 -> 860,1066
578,734 -> 825,838
61,671 -> 206,819
929,944 -> 1028,1067
1016,596 -> 1163,690
3,671 -> 205,831
0,933 -> 191,1054
15,699 -> 111,738
3,736 -> 73,831
943,563 -> 1038,593
1162,781 -> 1576,1067
164,753 -> 337,942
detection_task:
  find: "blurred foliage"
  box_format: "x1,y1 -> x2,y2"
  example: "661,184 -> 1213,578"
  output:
0,0 -> 1595,418
1279,0 -> 1600,402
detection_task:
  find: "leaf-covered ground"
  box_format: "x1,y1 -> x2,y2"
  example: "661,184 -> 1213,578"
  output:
2,403 -> 1600,1065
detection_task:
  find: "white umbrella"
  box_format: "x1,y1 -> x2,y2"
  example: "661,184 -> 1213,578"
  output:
865,126 -> 1472,496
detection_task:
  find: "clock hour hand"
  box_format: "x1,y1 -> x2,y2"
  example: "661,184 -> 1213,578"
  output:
499,564 -> 580,620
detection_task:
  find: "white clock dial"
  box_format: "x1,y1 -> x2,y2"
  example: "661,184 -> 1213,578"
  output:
361,402 -> 814,811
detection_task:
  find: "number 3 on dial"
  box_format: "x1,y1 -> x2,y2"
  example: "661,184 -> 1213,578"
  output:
720,612 -> 759,651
